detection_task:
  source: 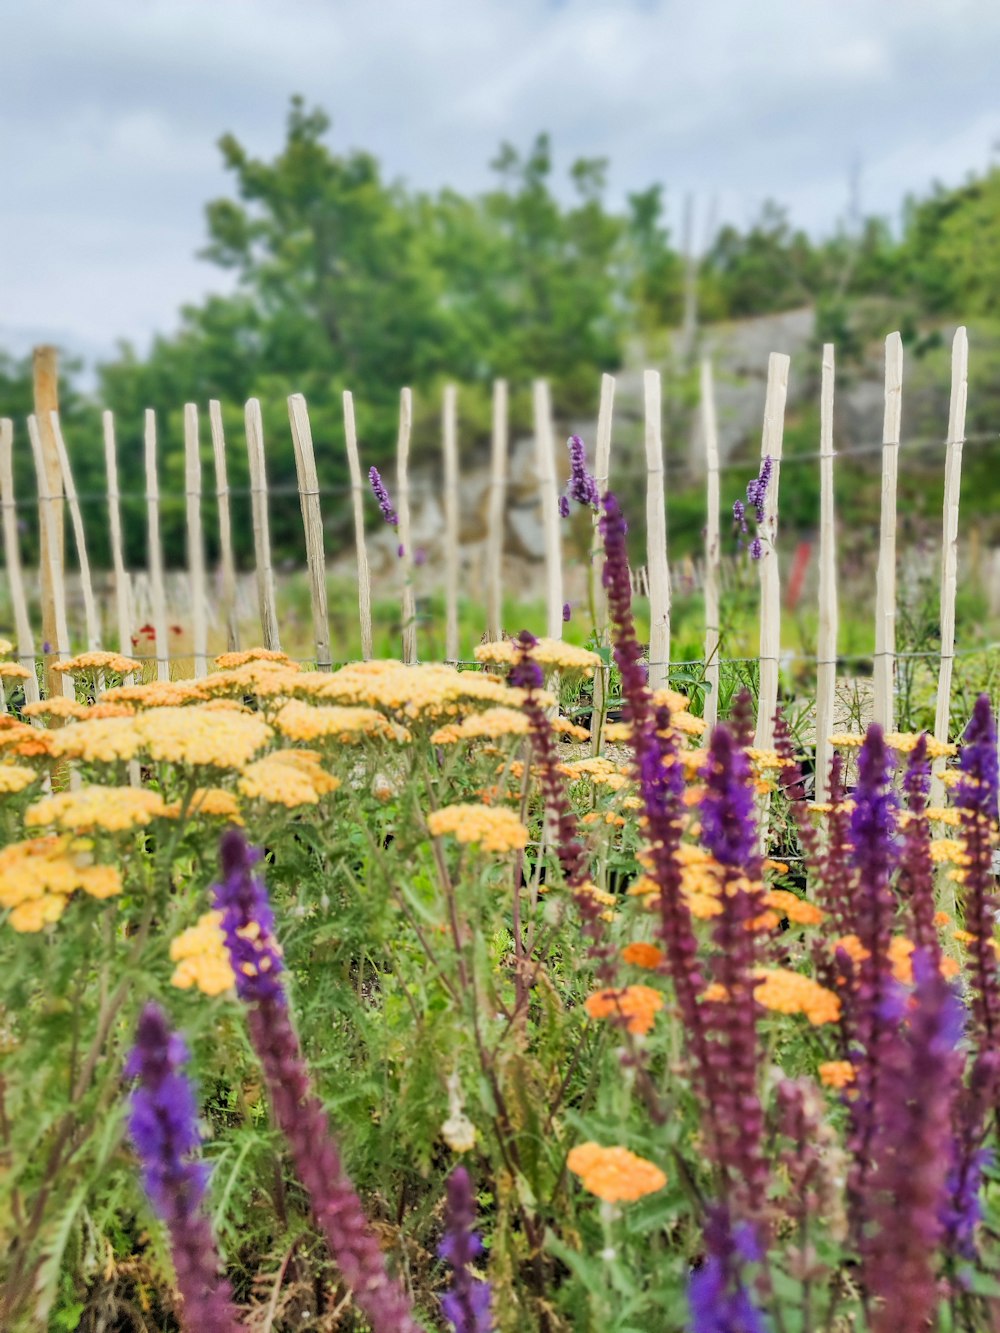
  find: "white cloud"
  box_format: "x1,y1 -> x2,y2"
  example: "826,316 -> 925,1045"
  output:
3,0 -> 1000,366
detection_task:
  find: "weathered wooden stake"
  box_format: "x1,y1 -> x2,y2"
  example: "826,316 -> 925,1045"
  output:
533,380 -> 564,641
209,400 -> 239,653
182,404 -> 208,676
244,399 -> 281,652
932,327 -> 969,803
814,345 -> 838,803
396,388 -> 417,664
50,413 -> 101,653
32,347 -> 64,698
102,411 -> 133,662
287,394 -> 331,670
701,359 -> 721,734
0,419 -> 40,703
591,372 -> 615,755
144,409 -> 170,681
27,415 -> 73,697
484,380 -> 508,644
873,332 -> 903,731
442,384 -> 460,661
753,352 -> 790,751
342,391 -> 373,659
644,370 -> 671,689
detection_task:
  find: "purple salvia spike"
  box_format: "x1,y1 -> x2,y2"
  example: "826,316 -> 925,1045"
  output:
510,632 -> 613,978
565,435 -> 600,510
845,725 -> 900,1230
599,494 -> 715,1116
687,1205 -> 766,1333
700,725 -> 768,1216
955,694 -> 1000,1050
898,735 -> 940,963
439,1165 -> 493,1332
126,1004 -> 242,1333
862,952 -> 964,1330
213,830 -> 420,1333
368,466 -> 399,528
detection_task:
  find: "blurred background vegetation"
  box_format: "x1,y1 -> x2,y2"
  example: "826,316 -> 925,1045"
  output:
3,96 -> 1000,571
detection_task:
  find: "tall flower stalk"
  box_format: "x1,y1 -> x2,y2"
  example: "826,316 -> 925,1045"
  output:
510,632 -> 614,981
897,735 -> 939,963
599,494 -> 713,1110
700,725 -> 768,1216
126,1003 -> 242,1333
862,952 -> 964,1329
845,726 -> 900,1220
212,828 -> 420,1333
439,1165 -> 493,1333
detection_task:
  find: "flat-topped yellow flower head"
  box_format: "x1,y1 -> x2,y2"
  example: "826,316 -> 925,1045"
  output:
475,637 -> 601,676
427,803 -> 529,853
51,707 -> 272,770
0,835 -> 122,931
274,700 -> 409,745
52,651 -> 142,677
170,910 -> 236,995
25,786 -> 169,833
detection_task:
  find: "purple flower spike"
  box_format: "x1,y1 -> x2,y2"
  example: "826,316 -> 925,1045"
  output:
558,495 -> 570,518
955,695 -> 1000,1052
566,435 -> 600,510
126,1004 -> 241,1333
688,1206 -> 765,1333
369,466 -> 398,527
863,952 -> 964,1329
212,830 -> 420,1333
748,537 -> 763,561
562,601 -> 571,623
439,1166 -> 493,1332
746,457 -> 772,524
732,499 -> 746,528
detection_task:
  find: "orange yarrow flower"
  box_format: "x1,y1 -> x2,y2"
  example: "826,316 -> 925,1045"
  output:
566,1142 -> 667,1204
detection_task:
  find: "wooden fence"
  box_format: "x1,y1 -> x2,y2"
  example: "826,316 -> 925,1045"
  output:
0,329 -> 988,764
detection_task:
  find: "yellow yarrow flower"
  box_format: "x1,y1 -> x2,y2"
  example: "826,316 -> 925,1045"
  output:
52,651 -> 141,676
818,1060 -> 855,1089
51,707 -> 272,770
238,751 -> 340,807
0,835 -> 122,931
0,764 -> 39,794
475,637 -> 601,675
170,911 -> 236,996
753,969 -> 841,1025
274,700 -> 409,745
25,786 -> 169,833
213,648 -> 296,670
164,787 -> 243,823
0,638 -> 12,655
427,803 -> 529,853
0,662 -> 31,681
566,1142 -> 667,1204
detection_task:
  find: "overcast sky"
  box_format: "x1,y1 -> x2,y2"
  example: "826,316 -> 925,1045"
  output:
3,0 -> 999,371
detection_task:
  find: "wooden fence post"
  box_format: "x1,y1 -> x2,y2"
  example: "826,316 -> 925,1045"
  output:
183,404 -> 208,677
27,415 -> 73,697
442,384 -> 460,661
701,359 -> 721,735
342,390 -> 373,660
209,400 -> 239,653
50,413 -> 101,653
32,347 -> 64,698
814,345 -> 838,803
533,380 -> 564,641
591,372 -> 615,755
103,412 -> 133,662
244,399 -> 281,652
396,388 -> 417,664
644,370 -> 671,689
0,420 -> 40,703
932,326 -> 969,803
753,352 -> 790,751
144,410 -> 171,681
287,394 -> 331,670
484,380 -> 508,644
873,332 -> 903,732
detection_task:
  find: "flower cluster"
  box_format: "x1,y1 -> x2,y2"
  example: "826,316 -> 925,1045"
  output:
170,912 -> 236,996
428,804 -> 530,854
368,465 -> 398,527
0,835 -> 121,931
566,1142 -> 667,1204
